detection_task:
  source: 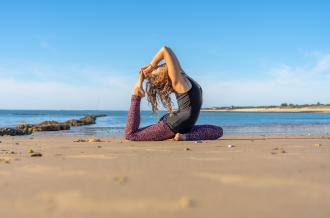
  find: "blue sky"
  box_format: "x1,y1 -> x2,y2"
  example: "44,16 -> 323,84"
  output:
1,0 -> 330,109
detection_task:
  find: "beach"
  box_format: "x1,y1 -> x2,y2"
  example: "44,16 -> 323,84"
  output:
2,0 -> 330,217
1,134 -> 330,218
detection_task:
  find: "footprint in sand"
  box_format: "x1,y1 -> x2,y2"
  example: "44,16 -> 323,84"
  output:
113,176 -> 128,185
14,191 -> 196,215
188,157 -> 225,161
0,171 -> 10,176
17,164 -> 86,176
129,147 -> 171,152
193,172 -> 330,194
0,191 -> 196,216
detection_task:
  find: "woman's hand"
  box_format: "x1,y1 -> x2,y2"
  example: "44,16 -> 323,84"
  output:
140,64 -> 154,77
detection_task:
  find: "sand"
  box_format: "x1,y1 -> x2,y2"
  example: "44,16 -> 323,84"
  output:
1,134 -> 330,218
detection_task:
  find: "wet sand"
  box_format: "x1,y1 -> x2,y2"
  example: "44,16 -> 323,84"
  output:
1,134 -> 330,218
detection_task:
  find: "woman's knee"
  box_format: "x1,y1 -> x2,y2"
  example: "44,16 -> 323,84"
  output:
217,126 -> 223,138
210,125 -> 223,139
215,126 -> 223,138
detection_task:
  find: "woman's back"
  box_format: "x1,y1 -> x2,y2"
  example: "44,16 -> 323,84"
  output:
161,74 -> 203,134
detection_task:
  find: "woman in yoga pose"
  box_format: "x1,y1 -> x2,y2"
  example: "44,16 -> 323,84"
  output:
125,46 -> 223,141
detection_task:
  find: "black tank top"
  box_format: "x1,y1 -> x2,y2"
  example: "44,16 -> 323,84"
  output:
160,73 -> 203,133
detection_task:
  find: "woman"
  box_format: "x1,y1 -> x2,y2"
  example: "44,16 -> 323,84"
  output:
125,46 -> 223,141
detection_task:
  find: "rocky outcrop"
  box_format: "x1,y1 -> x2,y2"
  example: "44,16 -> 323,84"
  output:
17,121 -> 70,134
0,128 -> 26,136
63,115 -> 102,126
0,114 -> 106,136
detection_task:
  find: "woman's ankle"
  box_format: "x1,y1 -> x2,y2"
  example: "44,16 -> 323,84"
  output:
174,133 -> 186,141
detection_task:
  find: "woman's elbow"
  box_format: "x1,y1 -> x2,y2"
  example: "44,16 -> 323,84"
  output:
161,45 -> 171,53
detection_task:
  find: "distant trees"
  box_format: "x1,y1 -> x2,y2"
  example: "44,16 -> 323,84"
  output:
202,102 -> 330,110
280,102 -> 325,108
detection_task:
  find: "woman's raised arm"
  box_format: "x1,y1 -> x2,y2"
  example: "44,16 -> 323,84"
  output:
149,46 -> 189,92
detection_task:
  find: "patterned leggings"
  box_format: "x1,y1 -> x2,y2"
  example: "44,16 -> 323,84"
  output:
125,95 -> 223,141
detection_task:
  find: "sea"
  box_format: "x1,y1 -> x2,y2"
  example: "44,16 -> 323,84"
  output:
1,110 -> 330,136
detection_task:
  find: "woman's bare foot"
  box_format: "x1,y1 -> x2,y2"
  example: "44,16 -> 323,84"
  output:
133,86 -> 145,97
174,133 -> 186,141
132,73 -> 145,97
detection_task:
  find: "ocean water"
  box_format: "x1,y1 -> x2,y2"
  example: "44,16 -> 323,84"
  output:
1,110 -> 330,136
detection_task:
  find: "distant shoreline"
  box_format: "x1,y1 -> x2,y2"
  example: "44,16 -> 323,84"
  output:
201,107 -> 330,113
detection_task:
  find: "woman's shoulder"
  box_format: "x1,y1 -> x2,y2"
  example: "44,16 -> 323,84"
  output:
182,72 -> 202,90
173,70 -> 192,94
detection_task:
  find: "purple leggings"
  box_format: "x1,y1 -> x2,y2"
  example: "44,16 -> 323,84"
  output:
125,95 -> 223,141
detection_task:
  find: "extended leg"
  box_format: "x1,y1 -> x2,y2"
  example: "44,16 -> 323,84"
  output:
125,95 -> 175,141
178,125 -> 223,141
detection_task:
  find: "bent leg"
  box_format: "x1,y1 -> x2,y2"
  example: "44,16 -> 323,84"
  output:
125,95 -> 175,141
126,121 -> 175,141
183,125 -> 223,141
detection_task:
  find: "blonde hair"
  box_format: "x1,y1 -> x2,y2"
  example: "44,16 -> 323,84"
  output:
145,64 -> 174,113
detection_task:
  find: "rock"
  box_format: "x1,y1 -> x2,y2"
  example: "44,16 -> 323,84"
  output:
271,147 -> 286,154
64,119 -> 80,126
1,158 -> 11,164
29,149 -> 34,154
73,139 -> 88,142
79,115 -> 97,125
31,153 -> 43,157
17,121 -> 70,133
24,115 -> 101,131
64,115 -> 99,126
15,124 -> 33,134
1,114 -> 106,136
0,128 -> 27,136
185,147 -> 191,151
228,144 -> 234,148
